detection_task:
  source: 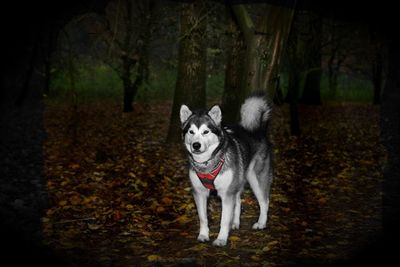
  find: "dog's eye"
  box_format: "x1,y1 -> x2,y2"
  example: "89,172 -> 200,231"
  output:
203,130 -> 209,134
189,130 -> 194,134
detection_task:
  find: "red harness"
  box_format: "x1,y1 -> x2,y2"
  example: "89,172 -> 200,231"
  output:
195,158 -> 225,190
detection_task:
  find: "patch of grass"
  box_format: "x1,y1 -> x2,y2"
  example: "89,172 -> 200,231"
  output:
49,61 -> 178,103
137,70 -> 225,102
49,61 -> 226,103
49,61 -> 123,103
279,73 -> 373,103
320,74 -> 373,103
49,60 -> 374,105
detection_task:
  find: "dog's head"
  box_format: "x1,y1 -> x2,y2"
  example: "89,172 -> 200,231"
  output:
180,104 -> 222,163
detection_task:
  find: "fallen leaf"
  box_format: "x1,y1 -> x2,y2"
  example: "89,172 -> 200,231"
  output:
175,215 -> 191,224
147,254 -> 162,262
229,236 -> 241,242
87,223 -> 102,230
161,197 -> 173,206
189,243 -> 207,251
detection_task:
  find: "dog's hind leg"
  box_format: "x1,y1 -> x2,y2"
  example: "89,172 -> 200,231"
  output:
231,191 -> 242,230
247,157 -> 272,230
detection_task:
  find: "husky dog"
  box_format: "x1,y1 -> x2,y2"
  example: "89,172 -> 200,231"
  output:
179,93 -> 273,247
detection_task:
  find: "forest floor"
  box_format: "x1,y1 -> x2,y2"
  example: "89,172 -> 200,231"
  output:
42,100 -> 385,267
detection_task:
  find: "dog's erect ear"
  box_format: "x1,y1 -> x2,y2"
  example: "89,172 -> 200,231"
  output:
208,105 -> 222,126
180,104 -> 192,124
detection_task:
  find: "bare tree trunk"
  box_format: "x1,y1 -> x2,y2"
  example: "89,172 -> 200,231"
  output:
167,0 -> 207,142
327,52 -> 337,95
260,4 -> 295,93
372,48 -> 383,105
43,30 -> 57,96
121,0 -> 153,112
230,4 -> 258,103
285,6 -> 301,136
221,7 -> 246,124
326,24 -> 344,97
301,12 -> 322,105
122,0 -> 135,112
228,2 -> 295,117
64,30 -> 79,145
122,58 -> 146,112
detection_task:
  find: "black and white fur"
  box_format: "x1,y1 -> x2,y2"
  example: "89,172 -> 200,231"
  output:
180,93 -> 273,247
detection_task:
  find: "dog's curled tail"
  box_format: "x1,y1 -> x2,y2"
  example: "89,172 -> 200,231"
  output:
239,92 -> 272,132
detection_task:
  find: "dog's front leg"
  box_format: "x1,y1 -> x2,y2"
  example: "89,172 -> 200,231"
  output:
213,192 -> 234,247
193,189 -> 209,242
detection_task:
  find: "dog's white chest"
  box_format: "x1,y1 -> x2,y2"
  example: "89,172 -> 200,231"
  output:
214,169 -> 233,191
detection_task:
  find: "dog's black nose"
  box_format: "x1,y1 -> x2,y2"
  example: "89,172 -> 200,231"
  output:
192,142 -> 201,151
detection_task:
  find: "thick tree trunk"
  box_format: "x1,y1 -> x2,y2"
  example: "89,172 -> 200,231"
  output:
120,0 -> 152,112
301,12 -> 322,105
221,7 -> 246,124
166,0 -> 207,142
260,4 -> 295,94
285,7 -> 302,135
223,3 -> 296,121
232,4 -> 295,98
230,4 -> 257,104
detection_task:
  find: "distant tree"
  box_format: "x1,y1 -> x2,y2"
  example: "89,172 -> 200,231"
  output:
285,8 -> 302,136
43,31 -> 57,96
335,25 -> 385,105
370,30 -> 384,105
323,20 -> 348,96
300,10 -> 322,105
166,0 -> 208,142
86,0 -> 153,112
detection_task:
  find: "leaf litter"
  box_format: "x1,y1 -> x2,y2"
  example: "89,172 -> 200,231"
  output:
43,101 -> 385,266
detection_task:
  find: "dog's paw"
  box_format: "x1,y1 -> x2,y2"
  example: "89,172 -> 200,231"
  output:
231,222 -> 240,230
252,222 -> 266,230
197,234 -> 210,242
212,238 -> 227,247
